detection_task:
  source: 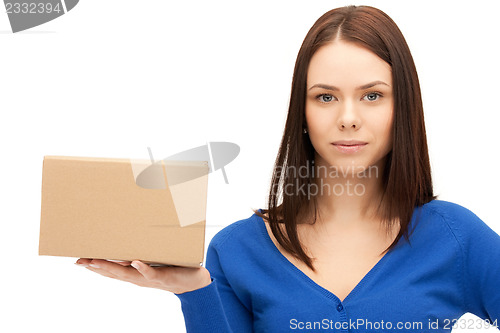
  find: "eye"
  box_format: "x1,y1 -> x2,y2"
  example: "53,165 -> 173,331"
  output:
363,92 -> 382,102
316,93 -> 335,103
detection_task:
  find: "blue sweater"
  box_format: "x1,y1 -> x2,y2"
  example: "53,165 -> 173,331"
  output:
175,200 -> 500,332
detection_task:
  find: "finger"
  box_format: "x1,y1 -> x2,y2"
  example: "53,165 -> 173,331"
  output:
75,258 -> 92,266
89,259 -> 140,280
131,260 -> 161,281
85,266 -> 119,279
76,258 -> 131,267
115,261 -> 132,266
85,259 -> 136,281
106,260 -> 132,266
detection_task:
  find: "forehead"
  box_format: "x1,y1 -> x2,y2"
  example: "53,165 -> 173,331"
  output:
307,40 -> 392,88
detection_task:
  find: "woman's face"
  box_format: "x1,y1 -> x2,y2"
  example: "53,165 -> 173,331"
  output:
305,40 -> 394,176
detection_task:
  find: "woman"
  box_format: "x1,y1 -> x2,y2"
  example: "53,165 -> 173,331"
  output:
76,5 -> 500,332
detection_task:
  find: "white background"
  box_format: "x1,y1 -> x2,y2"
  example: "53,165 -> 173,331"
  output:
1,0 -> 499,332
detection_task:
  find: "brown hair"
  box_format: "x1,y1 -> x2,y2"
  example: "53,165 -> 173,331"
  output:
254,5 -> 436,271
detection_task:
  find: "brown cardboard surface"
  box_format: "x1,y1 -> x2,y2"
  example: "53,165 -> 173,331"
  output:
39,155 -> 209,267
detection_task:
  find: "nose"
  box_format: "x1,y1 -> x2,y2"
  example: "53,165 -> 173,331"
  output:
337,101 -> 360,130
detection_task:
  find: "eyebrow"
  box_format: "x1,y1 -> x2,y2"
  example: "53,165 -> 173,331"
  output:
308,80 -> 390,91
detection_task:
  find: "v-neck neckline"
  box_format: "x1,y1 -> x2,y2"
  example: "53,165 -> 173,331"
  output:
255,209 -> 399,304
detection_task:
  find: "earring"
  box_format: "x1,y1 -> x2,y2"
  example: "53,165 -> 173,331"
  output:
303,128 -> 308,134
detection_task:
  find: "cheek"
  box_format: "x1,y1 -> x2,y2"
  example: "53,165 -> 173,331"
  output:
372,110 -> 394,147
305,109 -> 326,151
304,104 -> 315,129
305,106 -> 333,134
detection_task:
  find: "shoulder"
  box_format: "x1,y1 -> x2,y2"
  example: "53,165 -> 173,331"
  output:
424,199 -> 479,219
205,209 -> 273,278
423,199 -> 483,229
208,209 -> 265,251
421,199 -> 497,245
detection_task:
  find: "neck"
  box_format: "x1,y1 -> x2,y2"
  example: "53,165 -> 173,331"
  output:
305,157 -> 386,227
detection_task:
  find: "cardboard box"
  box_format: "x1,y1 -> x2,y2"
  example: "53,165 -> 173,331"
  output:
39,155 -> 209,267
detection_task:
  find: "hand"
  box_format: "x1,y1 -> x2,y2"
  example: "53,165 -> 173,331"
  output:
75,258 -> 212,294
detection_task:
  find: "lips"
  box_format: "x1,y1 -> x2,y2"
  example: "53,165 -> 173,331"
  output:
331,140 -> 368,146
331,140 -> 367,153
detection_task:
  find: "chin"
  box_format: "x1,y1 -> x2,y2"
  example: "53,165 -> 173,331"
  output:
315,154 -> 380,177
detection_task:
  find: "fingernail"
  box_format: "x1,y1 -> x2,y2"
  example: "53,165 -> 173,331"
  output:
75,263 -> 88,267
89,263 -> 100,268
131,262 -> 140,270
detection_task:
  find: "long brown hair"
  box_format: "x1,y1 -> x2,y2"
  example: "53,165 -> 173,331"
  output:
254,5 -> 436,271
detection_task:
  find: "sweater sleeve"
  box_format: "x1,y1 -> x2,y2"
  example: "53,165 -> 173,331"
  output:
450,205 -> 500,323
175,233 -> 253,332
